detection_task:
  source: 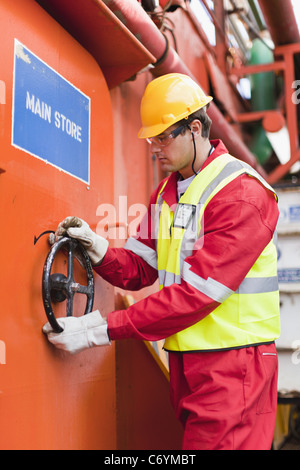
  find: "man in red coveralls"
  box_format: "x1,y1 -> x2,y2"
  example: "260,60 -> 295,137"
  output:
43,73 -> 280,450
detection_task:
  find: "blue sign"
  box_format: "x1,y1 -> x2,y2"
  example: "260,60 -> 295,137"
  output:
278,268 -> 300,283
12,40 -> 90,183
289,206 -> 300,221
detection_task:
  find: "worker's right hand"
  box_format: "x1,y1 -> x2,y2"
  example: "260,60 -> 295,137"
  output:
52,216 -> 108,266
42,310 -> 111,354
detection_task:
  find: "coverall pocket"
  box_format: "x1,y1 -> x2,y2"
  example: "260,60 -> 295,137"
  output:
256,345 -> 278,414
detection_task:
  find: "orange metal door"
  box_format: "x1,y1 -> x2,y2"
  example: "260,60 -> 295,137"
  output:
0,0 -> 116,449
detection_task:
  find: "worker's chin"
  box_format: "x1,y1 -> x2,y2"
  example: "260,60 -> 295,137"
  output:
158,160 -> 173,172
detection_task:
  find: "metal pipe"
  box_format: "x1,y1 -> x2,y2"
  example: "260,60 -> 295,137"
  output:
257,0 -> 300,46
105,0 -> 265,173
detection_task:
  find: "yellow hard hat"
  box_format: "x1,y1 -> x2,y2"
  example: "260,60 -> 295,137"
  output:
138,73 -> 213,139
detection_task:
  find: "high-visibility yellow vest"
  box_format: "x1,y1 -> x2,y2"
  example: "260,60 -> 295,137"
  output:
155,153 -> 280,352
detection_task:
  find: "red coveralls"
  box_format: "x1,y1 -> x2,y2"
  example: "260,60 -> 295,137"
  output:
94,140 -> 279,450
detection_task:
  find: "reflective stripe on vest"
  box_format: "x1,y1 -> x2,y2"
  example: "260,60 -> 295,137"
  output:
157,153 -> 280,351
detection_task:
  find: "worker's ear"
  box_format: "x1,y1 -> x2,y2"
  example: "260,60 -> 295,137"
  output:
189,119 -> 202,137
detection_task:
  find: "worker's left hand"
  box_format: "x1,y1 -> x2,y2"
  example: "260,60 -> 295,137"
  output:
52,216 -> 109,266
42,310 -> 111,354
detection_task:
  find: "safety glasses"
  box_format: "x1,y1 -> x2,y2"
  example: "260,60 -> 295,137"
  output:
146,124 -> 187,147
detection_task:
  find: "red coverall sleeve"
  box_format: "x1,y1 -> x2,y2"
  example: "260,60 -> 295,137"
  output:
93,246 -> 158,290
101,175 -> 279,342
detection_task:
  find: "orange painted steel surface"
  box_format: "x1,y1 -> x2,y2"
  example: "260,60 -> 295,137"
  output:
36,0 -> 156,89
0,0 -> 116,449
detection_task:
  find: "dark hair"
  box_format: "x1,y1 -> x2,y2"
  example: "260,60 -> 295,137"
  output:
178,106 -> 212,139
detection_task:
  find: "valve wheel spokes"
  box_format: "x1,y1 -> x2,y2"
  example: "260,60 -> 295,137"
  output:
42,236 -> 94,333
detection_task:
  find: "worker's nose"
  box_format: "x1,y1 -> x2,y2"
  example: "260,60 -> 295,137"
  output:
149,141 -> 163,153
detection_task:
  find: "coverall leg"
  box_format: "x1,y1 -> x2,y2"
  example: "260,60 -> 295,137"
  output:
169,343 -> 278,450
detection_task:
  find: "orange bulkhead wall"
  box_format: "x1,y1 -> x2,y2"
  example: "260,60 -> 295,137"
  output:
0,0 -> 116,449
0,0 -> 183,450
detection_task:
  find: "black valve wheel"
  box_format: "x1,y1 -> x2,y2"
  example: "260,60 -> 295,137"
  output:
42,236 -> 94,333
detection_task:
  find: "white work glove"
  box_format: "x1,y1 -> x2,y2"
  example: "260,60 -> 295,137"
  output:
42,310 -> 111,354
53,216 -> 108,265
